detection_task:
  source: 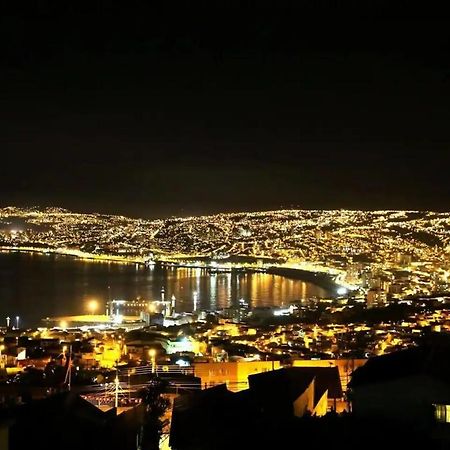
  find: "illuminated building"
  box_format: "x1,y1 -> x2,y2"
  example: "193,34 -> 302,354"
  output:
396,252 -> 413,267
193,361 -> 280,391
248,367 -> 342,417
366,288 -> 387,308
292,358 -> 367,398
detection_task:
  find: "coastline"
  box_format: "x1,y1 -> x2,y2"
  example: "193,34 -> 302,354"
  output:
0,245 -> 341,293
266,266 -> 341,293
0,246 -> 145,265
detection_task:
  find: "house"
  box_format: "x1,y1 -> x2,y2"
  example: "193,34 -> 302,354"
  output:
170,384 -> 234,449
170,366 -> 343,449
248,366 -> 342,417
3,392 -> 145,450
124,331 -> 168,362
349,335 -> 450,443
291,357 -> 367,392
193,361 -> 280,391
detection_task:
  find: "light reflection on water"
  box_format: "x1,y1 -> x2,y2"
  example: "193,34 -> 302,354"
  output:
0,252 -> 329,326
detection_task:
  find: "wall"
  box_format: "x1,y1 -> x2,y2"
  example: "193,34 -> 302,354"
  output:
293,379 -> 315,417
313,390 -> 329,417
194,361 -> 281,391
292,358 -> 367,392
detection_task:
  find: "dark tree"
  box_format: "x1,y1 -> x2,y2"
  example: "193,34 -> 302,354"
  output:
138,377 -> 170,450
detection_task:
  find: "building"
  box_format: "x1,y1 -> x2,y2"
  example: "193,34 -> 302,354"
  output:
193,361 -> 280,391
366,288 -> 387,308
163,337 -> 206,355
170,384 -> 239,450
170,366 -> 342,449
349,335 -> 450,443
292,358 -> 367,393
248,366 -> 342,417
396,253 -> 413,267
106,299 -> 148,317
1,392 -> 145,450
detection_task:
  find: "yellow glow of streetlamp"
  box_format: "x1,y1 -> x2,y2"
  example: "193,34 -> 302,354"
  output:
149,348 -> 157,373
60,320 -> 68,329
88,299 -> 99,314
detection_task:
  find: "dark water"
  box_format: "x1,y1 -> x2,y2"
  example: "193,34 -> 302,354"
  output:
0,252 -> 329,327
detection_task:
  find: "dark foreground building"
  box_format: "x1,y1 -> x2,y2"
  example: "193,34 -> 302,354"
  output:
170,366 -> 343,450
170,351 -> 449,450
350,335 -> 450,445
0,392 -> 145,450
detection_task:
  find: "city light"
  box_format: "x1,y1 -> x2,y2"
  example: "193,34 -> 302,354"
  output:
175,359 -> 190,367
337,287 -> 348,296
2,11 -> 450,448
193,291 -> 198,312
1,207 -> 449,302
149,348 -> 157,373
0,207 -> 450,400
87,299 -> 99,315
113,314 -> 123,324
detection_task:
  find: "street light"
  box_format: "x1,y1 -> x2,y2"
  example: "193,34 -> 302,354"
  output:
62,345 -> 72,391
88,299 -> 99,315
149,348 -> 157,373
337,287 -> 347,296
0,345 -> 4,369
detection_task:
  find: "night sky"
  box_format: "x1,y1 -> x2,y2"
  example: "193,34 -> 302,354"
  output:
1,3 -> 450,218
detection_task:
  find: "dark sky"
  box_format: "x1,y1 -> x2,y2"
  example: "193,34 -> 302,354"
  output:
1,2 -> 450,218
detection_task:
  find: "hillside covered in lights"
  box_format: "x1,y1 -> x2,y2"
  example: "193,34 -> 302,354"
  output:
0,207 -> 449,267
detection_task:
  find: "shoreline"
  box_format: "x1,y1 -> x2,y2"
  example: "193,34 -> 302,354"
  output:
0,246 -> 341,293
0,246 -> 145,265
266,266 -> 341,293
